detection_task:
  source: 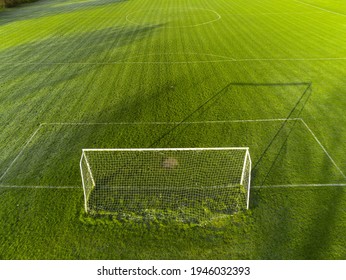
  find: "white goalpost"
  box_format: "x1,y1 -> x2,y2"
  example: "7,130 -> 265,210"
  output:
80,147 -> 251,221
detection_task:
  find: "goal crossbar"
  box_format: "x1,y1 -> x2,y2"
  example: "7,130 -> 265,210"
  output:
82,147 -> 249,152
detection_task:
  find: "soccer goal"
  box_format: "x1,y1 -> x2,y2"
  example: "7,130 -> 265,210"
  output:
80,148 -> 251,221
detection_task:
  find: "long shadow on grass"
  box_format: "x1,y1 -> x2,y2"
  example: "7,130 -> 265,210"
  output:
250,92 -> 346,259
252,82 -> 312,185
148,82 -> 312,161
0,80 -> 313,182
1,23 -> 163,73
0,22 -> 164,180
301,185 -> 346,259
297,114 -> 346,258
148,82 -> 234,148
0,24 -> 163,124
94,81 -> 314,189
251,184 -> 346,259
0,0 -> 128,26
1,23 -> 163,96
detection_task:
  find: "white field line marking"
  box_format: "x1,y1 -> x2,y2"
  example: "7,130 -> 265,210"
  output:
253,183 -> 346,188
0,124 -> 43,182
3,118 -> 345,188
1,61 -> 235,65
121,52 -> 236,62
299,119 -> 346,179
221,11 -> 324,16
3,57 -> 346,65
234,57 -> 346,62
42,118 -> 301,126
125,8 -> 221,28
0,185 -> 80,189
294,0 -> 346,18
0,118 -> 298,183
44,118 -> 346,180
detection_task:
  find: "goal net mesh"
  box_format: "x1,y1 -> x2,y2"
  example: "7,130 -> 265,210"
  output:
80,148 -> 251,221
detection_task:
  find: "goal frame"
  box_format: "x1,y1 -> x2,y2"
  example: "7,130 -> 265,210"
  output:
80,147 -> 252,215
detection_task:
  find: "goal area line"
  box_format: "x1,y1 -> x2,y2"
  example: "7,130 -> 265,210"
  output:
1,118 -> 345,189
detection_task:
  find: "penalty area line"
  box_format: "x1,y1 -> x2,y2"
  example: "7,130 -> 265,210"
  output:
0,118 -> 299,185
3,118 -> 344,188
253,183 -> 346,188
42,118 -> 302,126
0,185 -> 80,189
299,119 -> 346,179
0,124 -> 43,182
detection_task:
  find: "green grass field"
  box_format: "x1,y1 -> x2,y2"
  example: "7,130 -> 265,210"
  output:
0,0 -> 346,259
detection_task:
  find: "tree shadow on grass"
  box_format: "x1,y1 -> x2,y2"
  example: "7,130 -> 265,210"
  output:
1,23 -> 164,101
251,184 -> 346,259
68,80 -> 315,180
147,82 -> 234,148
5,75 -> 345,259
0,21 -> 164,180
0,0 -> 129,26
1,78 -> 315,184
252,82 -> 312,185
0,62 -> 222,186
0,23 -> 163,123
146,82 -> 313,161
1,22 -> 163,69
297,110 -> 346,258
300,185 -> 346,259
249,101 -> 346,259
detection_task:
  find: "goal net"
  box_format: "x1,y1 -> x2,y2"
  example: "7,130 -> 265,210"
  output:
80,148 -> 251,221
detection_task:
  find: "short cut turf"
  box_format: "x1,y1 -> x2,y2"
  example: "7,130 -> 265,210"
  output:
0,0 -> 346,259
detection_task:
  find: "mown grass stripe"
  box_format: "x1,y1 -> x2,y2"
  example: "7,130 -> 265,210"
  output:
294,0 -> 346,18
